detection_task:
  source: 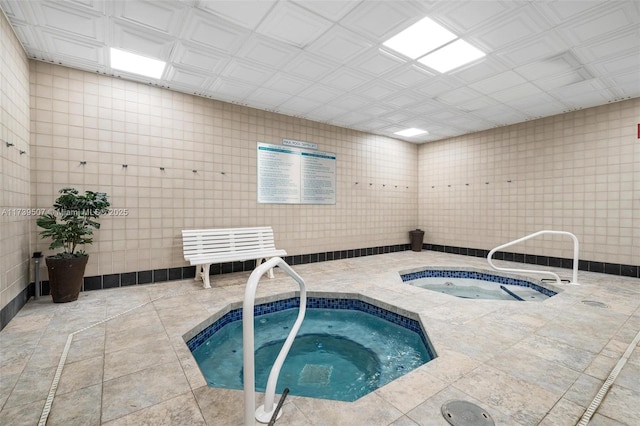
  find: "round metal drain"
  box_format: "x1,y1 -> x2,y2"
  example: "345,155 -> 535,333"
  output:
581,300 -> 609,308
441,400 -> 494,426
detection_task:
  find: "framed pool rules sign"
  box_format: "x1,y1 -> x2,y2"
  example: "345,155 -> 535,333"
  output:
257,142 -> 336,205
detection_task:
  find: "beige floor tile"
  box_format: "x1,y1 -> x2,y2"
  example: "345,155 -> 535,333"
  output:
48,383 -> 102,426
101,360 -> 190,422
57,355 -> 104,395
102,391 -> 206,426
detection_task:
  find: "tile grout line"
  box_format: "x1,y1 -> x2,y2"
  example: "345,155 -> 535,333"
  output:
37,288 -> 198,426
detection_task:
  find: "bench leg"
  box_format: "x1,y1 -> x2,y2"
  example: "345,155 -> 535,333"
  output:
194,265 -> 202,282
201,264 -> 212,289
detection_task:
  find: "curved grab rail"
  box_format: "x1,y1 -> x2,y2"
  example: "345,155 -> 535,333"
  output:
487,230 -> 579,286
243,257 -> 306,425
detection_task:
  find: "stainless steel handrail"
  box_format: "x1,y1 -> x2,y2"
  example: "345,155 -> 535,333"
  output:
243,257 -> 306,425
487,230 -> 580,286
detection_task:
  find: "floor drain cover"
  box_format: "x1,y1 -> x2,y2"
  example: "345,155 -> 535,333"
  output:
581,300 -> 608,308
441,400 -> 494,426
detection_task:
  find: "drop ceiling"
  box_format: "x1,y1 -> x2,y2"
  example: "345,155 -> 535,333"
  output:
1,0 -> 638,143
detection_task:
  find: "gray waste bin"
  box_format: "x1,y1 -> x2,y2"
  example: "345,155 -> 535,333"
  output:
409,229 -> 425,252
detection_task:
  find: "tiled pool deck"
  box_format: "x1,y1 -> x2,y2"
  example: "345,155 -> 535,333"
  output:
1,251 -> 639,425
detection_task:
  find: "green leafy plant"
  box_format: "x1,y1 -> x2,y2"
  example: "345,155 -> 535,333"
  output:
36,187 -> 110,258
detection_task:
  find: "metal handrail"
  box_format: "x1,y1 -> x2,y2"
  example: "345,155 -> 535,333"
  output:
243,257 -> 306,425
487,230 -> 580,286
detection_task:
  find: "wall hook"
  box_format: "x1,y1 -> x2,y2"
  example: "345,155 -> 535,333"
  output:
192,170 -> 197,173
221,171 -> 226,175
122,164 -> 128,168
19,150 -> 25,155
355,182 -> 359,185
6,142 -> 14,147
160,167 -> 165,171
507,180 -> 512,183
369,183 -> 373,186
80,161 -> 86,165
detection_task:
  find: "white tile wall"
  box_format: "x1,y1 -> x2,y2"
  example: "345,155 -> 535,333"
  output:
29,63 -> 419,277
418,98 -> 640,265
0,9 -> 31,312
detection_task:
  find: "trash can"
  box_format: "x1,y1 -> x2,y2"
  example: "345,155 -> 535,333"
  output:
409,229 -> 425,252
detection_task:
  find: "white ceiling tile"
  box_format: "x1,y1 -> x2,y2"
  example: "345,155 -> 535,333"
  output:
256,1 -> 333,48
478,8 -> 551,51
607,71 -> 640,98
355,81 -> 399,101
384,92 -> 423,109
7,22 -> 41,51
507,93 -> 567,117
496,32 -> 570,68
559,88 -> 615,110
472,104 -> 528,125
348,50 -> 404,77
414,77 -> 462,98
383,110 -> 414,123
534,69 -> 591,91
298,85 -> 342,103
457,97 -> 498,113
114,0 -> 185,34
490,82 -> 543,104
453,59 -> 508,85
237,36 -> 300,69
0,0 -> 35,22
588,54 -> 640,77
197,0 -> 276,30
556,3 -> 638,45
41,29 -> 103,64
33,1 -> 104,41
306,104 -> 349,121
305,27 -> 371,63
340,1 -> 421,40
292,0 -> 359,21
574,27 -> 640,62
221,59 -> 274,85
435,0 -> 515,32
514,51 -> 580,80
332,111 -> 372,126
261,74 -> 313,96
243,88 -> 292,106
277,96 -> 324,114
171,42 -> 229,73
112,19 -> 175,59
551,78 -> 606,99
328,94 -> 372,111
166,66 -> 210,88
356,119 -> 394,130
534,1 -> 607,24
436,87 -> 483,106
209,78 -> 256,101
358,104 -> 395,117
385,65 -> 433,87
470,70 -> 527,94
285,52 -> 338,80
182,10 -> 250,54
321,67 -> 368,91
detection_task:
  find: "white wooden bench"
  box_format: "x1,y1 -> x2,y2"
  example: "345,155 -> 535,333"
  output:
182,226 -> 287,288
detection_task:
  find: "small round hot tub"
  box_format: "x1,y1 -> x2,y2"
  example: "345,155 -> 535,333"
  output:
401,267 -> 559,301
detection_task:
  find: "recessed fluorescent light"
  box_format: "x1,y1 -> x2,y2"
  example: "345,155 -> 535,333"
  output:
395,128 -> 428,137
418,39 -> 485,73
110,48 -> 166,79
383,17 -> 457,59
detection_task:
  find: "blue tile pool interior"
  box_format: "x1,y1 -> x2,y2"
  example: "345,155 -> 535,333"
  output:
400,269 -> 557,298
186,296 -> 435,360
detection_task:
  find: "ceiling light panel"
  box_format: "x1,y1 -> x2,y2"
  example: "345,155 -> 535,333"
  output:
110,47 -> 166,78
383,16 -> 456,59
418,39 -> 485,73
395,128 -> 428,137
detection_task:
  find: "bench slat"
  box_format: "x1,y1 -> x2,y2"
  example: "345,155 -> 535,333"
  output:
181,226 -> 286,289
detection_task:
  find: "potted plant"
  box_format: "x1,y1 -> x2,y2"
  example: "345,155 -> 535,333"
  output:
36,187 -> 110,302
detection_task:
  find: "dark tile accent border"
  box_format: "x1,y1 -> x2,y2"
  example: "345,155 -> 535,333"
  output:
0,284 -> 30,331
424,243 -> 640,280
26,242 -> 640,301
